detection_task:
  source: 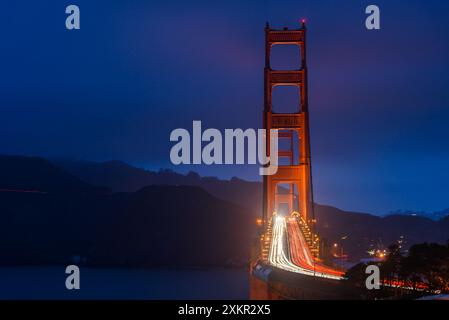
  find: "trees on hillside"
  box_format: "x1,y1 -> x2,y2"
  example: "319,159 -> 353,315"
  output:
345,241 -> 449,299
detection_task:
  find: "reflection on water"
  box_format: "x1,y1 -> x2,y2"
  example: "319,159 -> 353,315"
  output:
0,266 -> 249,300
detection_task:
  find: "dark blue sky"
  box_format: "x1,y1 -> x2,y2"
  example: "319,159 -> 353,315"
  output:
1,0 -> 449,214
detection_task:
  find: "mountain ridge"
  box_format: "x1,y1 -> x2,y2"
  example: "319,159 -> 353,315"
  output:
1,154 -> 448,264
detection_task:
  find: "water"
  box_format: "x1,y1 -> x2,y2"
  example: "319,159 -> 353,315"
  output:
0,266 -> 249,300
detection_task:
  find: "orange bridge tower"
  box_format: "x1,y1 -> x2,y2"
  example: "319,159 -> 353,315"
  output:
262,21 -> 318,255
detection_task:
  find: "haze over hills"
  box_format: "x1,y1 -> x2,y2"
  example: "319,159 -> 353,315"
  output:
1,155 -> 448,266
385,209 -> 449,221
54,158 -> 262,213
0,155 -> 107,194
54,158 -> 449,222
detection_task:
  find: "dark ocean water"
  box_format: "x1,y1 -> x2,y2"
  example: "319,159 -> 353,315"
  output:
0,266 -> 249,300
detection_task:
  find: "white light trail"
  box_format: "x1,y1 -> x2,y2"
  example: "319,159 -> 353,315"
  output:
268,216 -> 343,280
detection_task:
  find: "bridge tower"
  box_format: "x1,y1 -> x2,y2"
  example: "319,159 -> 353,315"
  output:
262,21 -> 316,232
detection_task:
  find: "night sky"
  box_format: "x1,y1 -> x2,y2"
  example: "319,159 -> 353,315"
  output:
1,0 -> 449,214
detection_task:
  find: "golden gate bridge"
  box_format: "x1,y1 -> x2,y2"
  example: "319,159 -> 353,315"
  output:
258,21 -> 344,281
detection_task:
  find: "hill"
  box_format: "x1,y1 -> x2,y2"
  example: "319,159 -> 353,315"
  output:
54,158 -> 449,261
1,155 -> 448,265
315,204 -> 449,260
0,156 -> 253,267
0,186 -> 253,267
54,159 -> 262,212
0,155 -> 106,194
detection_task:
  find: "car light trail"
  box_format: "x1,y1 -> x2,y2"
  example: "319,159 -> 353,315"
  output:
288,217 -> 344,279
268,216 -> 343,280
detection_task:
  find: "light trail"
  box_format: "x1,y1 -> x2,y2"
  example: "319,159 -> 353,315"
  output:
268,216 -> 343,280
269,216 -> 314,276
0,189 -> 44,193
268,216 -> 433,291
287,217 -> 344,279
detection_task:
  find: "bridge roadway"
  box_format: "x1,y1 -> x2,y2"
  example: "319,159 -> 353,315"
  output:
268,216 -> 344,280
